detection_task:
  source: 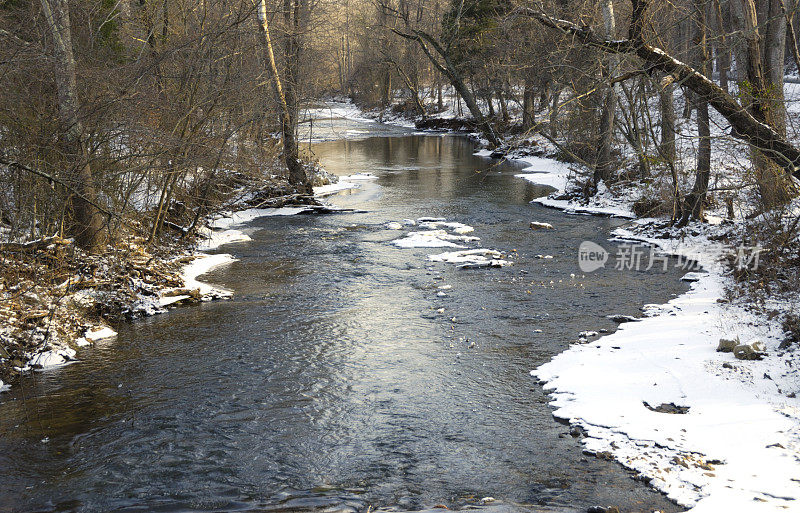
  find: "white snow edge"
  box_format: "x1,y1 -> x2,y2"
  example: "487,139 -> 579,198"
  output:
532,226 -> 800,511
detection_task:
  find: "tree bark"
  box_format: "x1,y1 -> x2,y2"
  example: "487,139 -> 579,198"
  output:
595,0 -> 618,185
497,88 -> 509,125
739,0 -> 793,207
658,76 -> 677,165
713,0 -> 731,93
783,0 -> 800,75
522,77 -> 536,130
549,88 -> 561,140
680,0 -> 712,225
39,0 -> 106,250
255,0 -> 308,191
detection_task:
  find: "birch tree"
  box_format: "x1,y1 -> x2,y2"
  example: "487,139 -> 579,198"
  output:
255,0 -> 309,192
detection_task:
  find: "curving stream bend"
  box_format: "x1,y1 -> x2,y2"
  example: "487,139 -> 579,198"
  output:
0,113 -> 687,513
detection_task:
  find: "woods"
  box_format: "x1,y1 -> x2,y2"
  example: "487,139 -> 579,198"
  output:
1,0 -> 326,251
3,2 -> 800,510
5,0 -> 800,250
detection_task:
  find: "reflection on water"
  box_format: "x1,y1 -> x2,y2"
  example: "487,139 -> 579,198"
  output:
0,123 -> 686,513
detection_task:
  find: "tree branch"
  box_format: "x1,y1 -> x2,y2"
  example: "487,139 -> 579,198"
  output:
519,2 -> 800,180
0,158 -> 117,218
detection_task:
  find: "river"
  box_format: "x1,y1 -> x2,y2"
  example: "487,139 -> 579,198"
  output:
0,111 -> 687,513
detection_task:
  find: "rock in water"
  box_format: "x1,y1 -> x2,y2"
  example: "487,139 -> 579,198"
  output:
530,221 -> 554,230
606,314 -> 641,323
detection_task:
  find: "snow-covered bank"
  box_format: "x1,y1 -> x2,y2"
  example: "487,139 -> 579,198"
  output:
483,143 -> 800,510
531,224 -> 800,511
314,173 -> 378,197
512,156 -> 635,218
306,100 -> 377,125
188,206 -> 313,296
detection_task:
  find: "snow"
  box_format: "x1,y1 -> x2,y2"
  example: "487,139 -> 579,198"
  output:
533,226 -> 800,511
30,347 -> 76,369
513,156 -> 572,194
197,229 -> 251,251
158,294 -> 190,307
392,229 -> 479,248
534,196 -> 636,218
417,220 -> 475,234
513,163 -> 636,218
181,253 -> 236,298
306,100 -> 376,124
428,249 -> 511,268
85,326 -> 117,342
314,180 -> 359,197
207,207 -> 308,231
314,173 -> 379,197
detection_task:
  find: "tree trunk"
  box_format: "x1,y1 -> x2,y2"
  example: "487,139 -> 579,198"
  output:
497,88 -> 509,124
283,0 -> 300,137
783,0 -> 800,74
549,88 -> 561,140
255,0 -> 308,191
393,28 -> 500,146
738,0 -> 793,208
522,77 -> 535,130
39,0 -> 105,250
595,0 -> 618,185
680,0 -> 712,225
658,76 -> 677,165
713,0 -> 731,93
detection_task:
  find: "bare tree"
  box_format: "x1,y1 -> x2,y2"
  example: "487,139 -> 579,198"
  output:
39,0 -> 106,250
255,0 -> 309,192
594,0 -> 619,185
524,0 -> 800,183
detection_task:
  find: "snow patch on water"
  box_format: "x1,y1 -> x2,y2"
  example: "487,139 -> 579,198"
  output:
181,253 -> 236,298
392,229 -> 479,248
428,249 -> 510,268
417,220 -> 475,234
30,347 -> 77,369
85,326 -> 117,342
315,173 -> 379,197
314,181 -> 359,197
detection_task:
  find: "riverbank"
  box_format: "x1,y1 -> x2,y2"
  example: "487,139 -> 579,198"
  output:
495,127 -> 800,512
0,173 -> 336,389
347,98 -> 800,510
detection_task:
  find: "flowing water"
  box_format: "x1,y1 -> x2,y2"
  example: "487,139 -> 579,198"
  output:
0,112 -> 688,513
